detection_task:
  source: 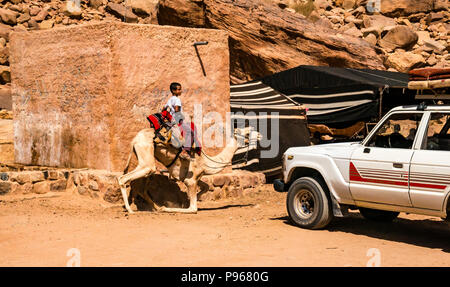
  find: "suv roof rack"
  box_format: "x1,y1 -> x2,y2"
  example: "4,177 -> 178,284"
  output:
417,102 -> 427,111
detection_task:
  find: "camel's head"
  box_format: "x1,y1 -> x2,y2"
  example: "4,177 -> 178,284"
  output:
233,126 -> 263,146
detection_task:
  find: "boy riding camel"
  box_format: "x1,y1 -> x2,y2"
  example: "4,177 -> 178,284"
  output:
147,82 -> 200,160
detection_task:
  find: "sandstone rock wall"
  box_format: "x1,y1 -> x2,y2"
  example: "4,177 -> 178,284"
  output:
10,22 -> 230,171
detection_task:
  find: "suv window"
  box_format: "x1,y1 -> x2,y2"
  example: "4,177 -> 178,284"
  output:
366,113 -> 423,149
423,113 -> 450,151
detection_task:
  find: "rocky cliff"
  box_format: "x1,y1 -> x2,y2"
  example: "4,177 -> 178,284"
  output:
157,0 -> 385,82
0,0 -> 448,98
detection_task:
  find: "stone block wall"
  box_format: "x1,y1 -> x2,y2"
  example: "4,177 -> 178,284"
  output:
10,22 -> 230,171
0,168 -> 266,207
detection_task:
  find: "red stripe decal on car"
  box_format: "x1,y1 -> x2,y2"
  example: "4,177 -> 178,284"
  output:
350,163 -> 447,190
350,162 -> 408,187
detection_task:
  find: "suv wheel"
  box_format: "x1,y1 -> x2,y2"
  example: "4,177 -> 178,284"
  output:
286,177 -> 333,229
359,207 -> 399,222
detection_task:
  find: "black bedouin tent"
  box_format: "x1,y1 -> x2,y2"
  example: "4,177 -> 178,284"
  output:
260,65 -> 415,127
230,81 -> 310,178
230,66 -> 417,178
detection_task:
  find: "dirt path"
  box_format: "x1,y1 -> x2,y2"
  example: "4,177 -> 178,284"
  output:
0,186 -> 449,267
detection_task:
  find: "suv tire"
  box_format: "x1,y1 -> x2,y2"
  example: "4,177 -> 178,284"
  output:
286,177 -> 333,229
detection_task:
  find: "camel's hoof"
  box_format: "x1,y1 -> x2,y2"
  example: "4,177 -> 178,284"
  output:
123,209 -> 135,215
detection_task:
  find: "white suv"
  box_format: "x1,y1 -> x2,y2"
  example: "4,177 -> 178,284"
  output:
274,105 -> 450,229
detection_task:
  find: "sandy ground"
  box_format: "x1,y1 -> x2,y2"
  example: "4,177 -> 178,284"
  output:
0,185 -> 449,267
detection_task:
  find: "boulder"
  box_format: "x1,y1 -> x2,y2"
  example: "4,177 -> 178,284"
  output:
158,0 -> 384,83
27,18 -> 39,30
380,0 -> 434,17
426,12 -> 445,25
342,0 -> 356,10
362,14 -> 396,30
434,0 -> 449,11
89,0 -> 103,9
385,50 -> 425,73
50,179 -> 67,191
9,5 -> 22,13
343,26 -> 362,38
416,30 -> 431,45
62,0 -> 82,18
0,46 -> 8,65
30,6 -> 40,16
158,0 -> 206,27
314,0 -> 332,10
33,7 -> 48,22
125,0 -> 158,17
316,17 -> 333,29
351,6 -> 365,16
363,33 -> 377,46
29,171 -> 45,183
0,84 -> 11,110
328,15 -> 343,24
361,26 -> 380,38
422,39 -> 446,54
428,23 -> 447,34
0,65 -> 10,84
0,24 -> 14,41
397,18 -> 412,28
379,25 -> 418,50
106,3 -> 138,23
17,12 -> 30,24
427,54 -> 438,66
0,181 -> 11,194
0,8 -> 18,25
32,181 -> 49,194
307,10 -> 321,22
38,19 -> 54,29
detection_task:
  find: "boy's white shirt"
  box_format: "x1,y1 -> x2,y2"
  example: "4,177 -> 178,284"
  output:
165,95 -> 182,118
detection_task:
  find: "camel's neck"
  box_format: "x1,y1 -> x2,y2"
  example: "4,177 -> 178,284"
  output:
201,137 -> 238,175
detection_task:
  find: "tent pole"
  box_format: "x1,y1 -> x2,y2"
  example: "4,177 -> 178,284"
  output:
379,87 -> 383,121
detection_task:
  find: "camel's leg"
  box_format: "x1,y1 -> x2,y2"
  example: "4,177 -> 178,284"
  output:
117,177 -> 134,214
117,142 -> 157,214
161,178 -> 198,214
139,190 -> 161,211
118,165 -> 156,213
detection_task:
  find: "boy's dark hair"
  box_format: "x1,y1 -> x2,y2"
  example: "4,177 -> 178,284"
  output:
170,82 -> 181,94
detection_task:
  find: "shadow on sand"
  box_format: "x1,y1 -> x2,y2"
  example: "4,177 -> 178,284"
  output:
271,213 -> 450,253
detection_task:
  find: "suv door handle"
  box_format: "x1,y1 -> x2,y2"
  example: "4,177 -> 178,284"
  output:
393,163 -> 403,168
363,148 -> 370,153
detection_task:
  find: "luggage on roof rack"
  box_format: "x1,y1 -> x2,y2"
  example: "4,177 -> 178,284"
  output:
408,68 -> 450,101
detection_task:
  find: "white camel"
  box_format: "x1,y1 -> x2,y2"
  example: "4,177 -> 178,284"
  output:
117,124 -> 260,214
